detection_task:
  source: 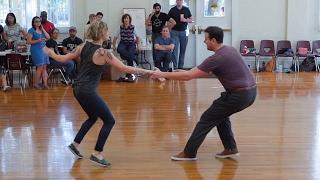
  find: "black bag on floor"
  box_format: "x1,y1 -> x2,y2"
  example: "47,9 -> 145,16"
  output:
299,56 -> 315,72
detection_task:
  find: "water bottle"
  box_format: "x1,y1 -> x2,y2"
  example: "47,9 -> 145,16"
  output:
278,64 -> 283,72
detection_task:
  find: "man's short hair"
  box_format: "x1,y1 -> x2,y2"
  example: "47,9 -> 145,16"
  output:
96,12 -> 103,17
40,11 -> 47,17
69,26 -> 77,32
153,3 -> 161,9
204,26 -> 224,43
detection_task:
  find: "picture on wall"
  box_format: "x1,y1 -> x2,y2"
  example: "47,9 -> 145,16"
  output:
204,0 -> 225,17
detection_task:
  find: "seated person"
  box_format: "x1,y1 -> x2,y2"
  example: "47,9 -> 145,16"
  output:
46,28 -> 75,85
0,66 -> 10,92
154,26 -> 174,72
62,26 -> 83,77
112,14 -> 140,82
62,26 -> 83,54
3,13 -> 28,50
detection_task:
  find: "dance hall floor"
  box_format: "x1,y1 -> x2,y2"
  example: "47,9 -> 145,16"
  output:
1,72 -> 320,179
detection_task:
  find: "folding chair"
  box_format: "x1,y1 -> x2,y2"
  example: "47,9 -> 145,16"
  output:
276,40 -> 294,72
5,53 -> 32,88
295,40 -> 311,72
240,40 -> 257,71
312,40 -> 320,72
257,40 -> 275,72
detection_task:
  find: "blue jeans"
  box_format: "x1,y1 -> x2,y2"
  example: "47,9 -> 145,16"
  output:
151,33 -> 161,63
117,41 -> 136,66
73,88 -> 115,152
171,30 -> 188,69
49,59 -> 75,80
154,51 -> 172,72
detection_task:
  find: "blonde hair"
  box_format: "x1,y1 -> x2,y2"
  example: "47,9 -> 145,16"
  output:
86,21 -> 108,41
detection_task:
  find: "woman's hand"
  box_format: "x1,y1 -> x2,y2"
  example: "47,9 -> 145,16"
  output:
151,68 -> 164,79
43,47 -> 54,57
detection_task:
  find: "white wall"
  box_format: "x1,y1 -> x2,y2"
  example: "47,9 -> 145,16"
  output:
287,0 -> 320,42
232,0 -> 287,50
80,0 -> 157,38
233,0 -> 320,51
69,0 -> 320,67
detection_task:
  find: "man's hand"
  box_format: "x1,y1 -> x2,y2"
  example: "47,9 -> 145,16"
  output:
174,69 -> 186,72
151,68 -> 163,79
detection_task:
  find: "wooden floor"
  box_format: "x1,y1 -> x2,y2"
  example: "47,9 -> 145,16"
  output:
1,72 -> 320,179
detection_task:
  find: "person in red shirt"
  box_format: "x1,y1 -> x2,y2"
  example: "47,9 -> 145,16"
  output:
40,11 -> 55,35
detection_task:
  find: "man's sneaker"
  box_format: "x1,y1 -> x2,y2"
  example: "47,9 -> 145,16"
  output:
116,77 -> 126,82
3,85 -> 11,92
215,149 -> 239,159
68,143 -> 83,159
89,154 -> 111,167
171,151 -> 197,161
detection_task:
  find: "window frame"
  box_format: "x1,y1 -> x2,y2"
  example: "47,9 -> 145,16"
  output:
0,0 -> 72,32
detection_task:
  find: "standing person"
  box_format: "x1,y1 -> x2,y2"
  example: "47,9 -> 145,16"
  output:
84,14 -> 96,40
40,11 -> 55,35
44,21 -> 154,167
112,14 -> 140,82
151,26 -> 257,161
96,12 -> 103,22
168,0 -> 193,69
146,3 -> 176,63
27,16 -> 50,89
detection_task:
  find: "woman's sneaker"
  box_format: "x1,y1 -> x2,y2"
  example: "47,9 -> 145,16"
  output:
2,85 -> 11,92
68,143 -> 83,159
89,154 -> 111,167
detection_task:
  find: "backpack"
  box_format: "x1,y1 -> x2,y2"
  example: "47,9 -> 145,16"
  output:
299,56 -> 315,72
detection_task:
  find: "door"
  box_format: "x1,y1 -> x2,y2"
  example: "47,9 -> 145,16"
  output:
161,0 -> 232,67
193,0 -> 232,65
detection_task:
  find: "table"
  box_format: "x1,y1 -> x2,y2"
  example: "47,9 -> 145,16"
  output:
137,45 -> 152,70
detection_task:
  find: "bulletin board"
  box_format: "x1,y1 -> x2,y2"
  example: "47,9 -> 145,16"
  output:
123,8 -> 147,46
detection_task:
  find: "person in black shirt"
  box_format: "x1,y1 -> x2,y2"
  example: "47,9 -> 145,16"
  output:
0,25 -> 4,41
0,24 -> 6,51
146,3 -> 176,62
62,26 -> 83,54
46,28 -> 75,84
168,0 -> 193,69
44,21 -> 154,167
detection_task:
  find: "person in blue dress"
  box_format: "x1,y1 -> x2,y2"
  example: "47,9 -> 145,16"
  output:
27,16 -> 50,89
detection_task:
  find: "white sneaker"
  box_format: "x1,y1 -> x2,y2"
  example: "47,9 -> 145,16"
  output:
3,85 -> 11,92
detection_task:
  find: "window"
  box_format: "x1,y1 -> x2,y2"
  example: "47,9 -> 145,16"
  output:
0,0 -> 70,29
204,0 -> 225,17
40,0 -> 70,27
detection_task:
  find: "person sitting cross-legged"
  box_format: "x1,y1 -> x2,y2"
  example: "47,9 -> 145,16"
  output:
154,26 -> 175,72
